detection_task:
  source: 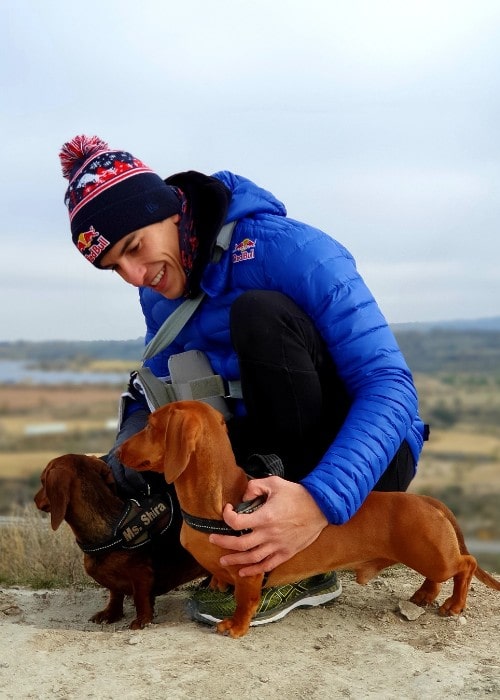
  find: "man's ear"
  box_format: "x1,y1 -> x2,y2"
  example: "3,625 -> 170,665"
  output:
162,406 -> 202,483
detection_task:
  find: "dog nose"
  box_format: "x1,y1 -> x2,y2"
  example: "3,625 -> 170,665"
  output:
34,491 -> 50,511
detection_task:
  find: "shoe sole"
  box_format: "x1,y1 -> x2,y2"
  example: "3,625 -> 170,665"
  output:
189,581 -> 342,627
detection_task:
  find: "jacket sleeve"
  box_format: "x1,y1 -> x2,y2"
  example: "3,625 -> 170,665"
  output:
259,220 -> 419,524
105,409 -> 150,496
300,274 -> 418,525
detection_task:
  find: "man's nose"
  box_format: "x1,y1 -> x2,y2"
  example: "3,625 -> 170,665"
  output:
119,259 -> 147,287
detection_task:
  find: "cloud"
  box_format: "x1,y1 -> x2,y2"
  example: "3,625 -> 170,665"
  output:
1,0 -> 500,339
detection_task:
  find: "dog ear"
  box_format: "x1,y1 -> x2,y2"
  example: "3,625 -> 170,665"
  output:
44,466 -> 72,530
162,406 -> 202,483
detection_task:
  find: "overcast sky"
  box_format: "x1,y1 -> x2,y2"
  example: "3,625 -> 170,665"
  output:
2,0 -> 499,341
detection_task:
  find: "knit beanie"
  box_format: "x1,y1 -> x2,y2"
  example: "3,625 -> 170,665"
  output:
60,135 -> 181,267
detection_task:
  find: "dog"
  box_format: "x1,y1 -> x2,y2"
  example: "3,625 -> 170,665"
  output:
118,400 -> 500,638
34,454 -> 205,629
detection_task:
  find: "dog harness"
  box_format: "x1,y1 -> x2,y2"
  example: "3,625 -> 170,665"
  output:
77,493 -> 173,553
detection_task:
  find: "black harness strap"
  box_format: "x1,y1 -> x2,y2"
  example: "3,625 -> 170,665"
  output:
180,496 -> 266,537
180,511 -> 247,536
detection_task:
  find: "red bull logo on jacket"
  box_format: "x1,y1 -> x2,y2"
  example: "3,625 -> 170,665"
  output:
232,238 -> 255,264
76,226 -> 110,264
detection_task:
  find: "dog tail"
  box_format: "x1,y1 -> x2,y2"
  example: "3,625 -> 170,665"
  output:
419,495 -> 500,592
474,566 -> 500,591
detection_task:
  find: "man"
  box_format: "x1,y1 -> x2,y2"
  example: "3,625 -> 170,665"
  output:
60,135 -> 427,626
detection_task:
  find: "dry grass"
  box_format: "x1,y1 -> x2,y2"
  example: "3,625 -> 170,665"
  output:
0,384 -> 119,413
0,505 -> 90,588
0,385 -> 119,481
84,359 -> 137,373
422,427 -> 500,458
410,424 -> 500,495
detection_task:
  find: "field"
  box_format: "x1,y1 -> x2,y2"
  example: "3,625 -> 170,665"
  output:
1,374 -> 499,531
0,383 -> 120,511
1,375 -> 499,485
0,384 -> 118,478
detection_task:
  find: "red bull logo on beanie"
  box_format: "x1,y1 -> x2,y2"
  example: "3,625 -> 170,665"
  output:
232,238 -> 255,264
76,226 -> 110,264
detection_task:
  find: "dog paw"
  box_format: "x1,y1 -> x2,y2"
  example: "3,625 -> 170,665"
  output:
89,609 -> 123,624
438,598 -> 464,617
216,618 -> 249,638
409,592 -> 433,607
129,618 -> 151,630
409,580 -> 441,607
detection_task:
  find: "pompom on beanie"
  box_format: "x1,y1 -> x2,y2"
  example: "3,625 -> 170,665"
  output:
60,135 -> 181,267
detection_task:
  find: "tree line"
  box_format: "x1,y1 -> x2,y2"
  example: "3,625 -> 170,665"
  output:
1,329 -> 500,376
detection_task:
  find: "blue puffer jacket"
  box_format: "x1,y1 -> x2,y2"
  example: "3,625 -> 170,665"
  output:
138,171 -> 426,525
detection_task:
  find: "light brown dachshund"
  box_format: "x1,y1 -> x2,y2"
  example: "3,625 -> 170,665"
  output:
34,454 -> 204,629
118,401 -> 500,638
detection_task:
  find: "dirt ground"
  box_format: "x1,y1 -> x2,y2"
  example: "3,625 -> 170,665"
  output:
1,567 -> 500,700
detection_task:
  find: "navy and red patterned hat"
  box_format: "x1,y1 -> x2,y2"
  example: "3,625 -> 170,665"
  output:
60,135 -> 181,267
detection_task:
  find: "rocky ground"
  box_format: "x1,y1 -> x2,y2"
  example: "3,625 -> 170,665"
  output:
1,567 -> 500,699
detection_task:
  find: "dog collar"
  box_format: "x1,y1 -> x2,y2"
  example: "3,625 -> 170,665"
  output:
180,496 -> 265,537
78,493 -> 173,553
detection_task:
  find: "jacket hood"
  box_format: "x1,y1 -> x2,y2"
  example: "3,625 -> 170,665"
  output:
212,171 -> 287,221
164,170 -> 230,298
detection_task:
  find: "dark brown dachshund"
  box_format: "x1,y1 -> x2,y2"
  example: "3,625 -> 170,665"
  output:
119,400 -> 500,638
34,454 -> 204,629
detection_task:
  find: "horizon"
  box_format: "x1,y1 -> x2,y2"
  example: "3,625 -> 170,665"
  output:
2,313 -> 500,345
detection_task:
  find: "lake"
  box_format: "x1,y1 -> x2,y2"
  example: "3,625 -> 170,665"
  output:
0,360 -> 129,386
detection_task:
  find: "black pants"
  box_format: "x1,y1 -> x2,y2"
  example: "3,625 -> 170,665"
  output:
228,290 -> 414,491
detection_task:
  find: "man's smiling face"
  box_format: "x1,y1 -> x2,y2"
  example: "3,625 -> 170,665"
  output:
100,214 -> 186,298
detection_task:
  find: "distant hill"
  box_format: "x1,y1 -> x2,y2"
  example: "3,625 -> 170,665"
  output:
0,339 -> 144,363
1,317 -> 500,375
392,317 -> 500,373
393,316 -> 500,332
393,328 -> 500,374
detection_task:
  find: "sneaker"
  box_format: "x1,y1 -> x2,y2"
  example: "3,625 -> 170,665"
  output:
186,571 -> 342,627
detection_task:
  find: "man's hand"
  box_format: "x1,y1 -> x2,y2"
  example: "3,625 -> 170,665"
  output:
208,476 -> 328,577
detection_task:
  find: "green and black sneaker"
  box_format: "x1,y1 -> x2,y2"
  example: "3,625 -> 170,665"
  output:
186,571 -> 342,627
